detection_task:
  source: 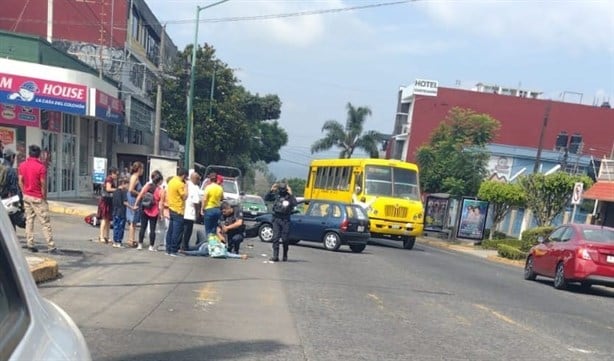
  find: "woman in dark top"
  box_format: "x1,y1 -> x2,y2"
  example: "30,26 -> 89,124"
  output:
97,167 -> 118,243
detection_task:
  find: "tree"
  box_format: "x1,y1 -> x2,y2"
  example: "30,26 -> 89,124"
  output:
518,172 -> 593,226
478,181 -> 526,239
416,107 -> 500,197
161,43 -> 288,175
285,178 -> 307,197
310,102 -> 381,158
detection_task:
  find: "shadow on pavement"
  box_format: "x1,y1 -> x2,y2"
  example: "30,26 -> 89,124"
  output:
534,279 -> 614,298
98,338 -> 290,361
39,277 -> 271,289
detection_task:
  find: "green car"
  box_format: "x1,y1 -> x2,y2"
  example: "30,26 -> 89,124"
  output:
241,195 -> 268,220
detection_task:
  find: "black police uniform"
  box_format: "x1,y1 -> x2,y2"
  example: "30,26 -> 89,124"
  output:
264,185 -> 297,262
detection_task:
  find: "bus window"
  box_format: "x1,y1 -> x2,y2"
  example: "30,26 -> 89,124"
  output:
316,167 -> 326,188
326,167 -> 337,189
393,168 -> 420,201
365,166 -> 392,196
354,172 -> 363,194
338,167 -> 350,190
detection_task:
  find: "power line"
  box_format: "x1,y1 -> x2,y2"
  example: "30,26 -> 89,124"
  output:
0,0 -> 417,28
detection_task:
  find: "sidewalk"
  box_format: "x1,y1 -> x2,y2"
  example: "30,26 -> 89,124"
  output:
417,236 -> 524,268
48,197 -> 98,217
26,197 -> 98,283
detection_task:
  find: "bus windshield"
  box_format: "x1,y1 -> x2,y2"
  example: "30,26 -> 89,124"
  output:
365,166 -> 420,201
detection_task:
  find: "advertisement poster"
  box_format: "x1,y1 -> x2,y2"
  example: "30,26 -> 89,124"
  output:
0,73 -> 87,115
486,156 -> 513,182
0,126 -> 16,152
91,89 -> 124,125
456,198 -> 489,241
424,195 -> 450,232
0,103 -> 40,127
93,157 -> 107,184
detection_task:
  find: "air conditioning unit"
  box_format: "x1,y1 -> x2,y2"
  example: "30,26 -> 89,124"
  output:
401,124 -> 409,134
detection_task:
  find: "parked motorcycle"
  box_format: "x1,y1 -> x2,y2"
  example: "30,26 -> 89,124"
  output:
1,195 -> 26,229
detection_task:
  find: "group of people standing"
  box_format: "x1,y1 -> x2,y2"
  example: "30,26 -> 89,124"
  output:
95,165 -> 247,257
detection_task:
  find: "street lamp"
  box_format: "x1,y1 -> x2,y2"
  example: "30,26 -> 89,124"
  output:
185,0 -> 230,170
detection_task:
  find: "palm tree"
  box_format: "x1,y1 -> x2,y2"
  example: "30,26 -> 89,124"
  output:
311,102 -> 381,158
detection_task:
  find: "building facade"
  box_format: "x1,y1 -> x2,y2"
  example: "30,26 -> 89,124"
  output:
0,0 -> 179,172
389,81 -> 613,175
0,31 -> 122,198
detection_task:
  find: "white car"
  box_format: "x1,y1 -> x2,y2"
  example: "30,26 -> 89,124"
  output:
0,206 -> 91,360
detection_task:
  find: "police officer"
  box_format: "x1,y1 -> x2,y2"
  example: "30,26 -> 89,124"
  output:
264,182 -> 297,262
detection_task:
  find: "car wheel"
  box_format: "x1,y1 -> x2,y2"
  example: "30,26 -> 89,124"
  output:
349,244 -> 366,253
523,256 -> 537,281
553,262 -> 567,290
323,232 -> 342,251
402,236 -> 415,250
258,223 -> 274,243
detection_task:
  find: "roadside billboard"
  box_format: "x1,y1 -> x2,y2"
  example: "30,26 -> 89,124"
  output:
456,198 -> 489,241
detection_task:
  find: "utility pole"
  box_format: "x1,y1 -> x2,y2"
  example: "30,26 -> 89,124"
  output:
185,0 -> 230,170
154,24 -> 166,156
208,65 -> 216,119
533,101 -> 552,173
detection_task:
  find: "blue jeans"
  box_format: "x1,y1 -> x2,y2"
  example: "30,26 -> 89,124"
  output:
204,207 -> 221,235
112,216 -> 126,243
165,211 -> 184,254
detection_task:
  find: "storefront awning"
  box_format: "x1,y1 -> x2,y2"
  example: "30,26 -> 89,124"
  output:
583,181 -> 614,202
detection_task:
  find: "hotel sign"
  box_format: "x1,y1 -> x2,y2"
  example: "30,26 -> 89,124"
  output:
413,79 -> 439,97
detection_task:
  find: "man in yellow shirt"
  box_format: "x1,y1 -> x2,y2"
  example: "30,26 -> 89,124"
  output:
201,172 -> 224,235
165,168 -> 188,256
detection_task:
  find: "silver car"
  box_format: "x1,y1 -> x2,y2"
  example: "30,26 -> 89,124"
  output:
0,206 -> 91,360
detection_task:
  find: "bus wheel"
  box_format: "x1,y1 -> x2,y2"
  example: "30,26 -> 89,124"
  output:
323,232 -> 341,251
402,236 -> 415,250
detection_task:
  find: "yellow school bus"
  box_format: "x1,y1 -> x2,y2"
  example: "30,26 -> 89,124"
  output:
304,158 -> 424,249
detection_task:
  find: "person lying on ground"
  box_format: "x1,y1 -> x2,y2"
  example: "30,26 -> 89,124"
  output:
178,230 -> 247,259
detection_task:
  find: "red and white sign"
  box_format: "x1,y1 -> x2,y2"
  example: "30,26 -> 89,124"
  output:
0,73 -> 87,115
0,103 -> 40,127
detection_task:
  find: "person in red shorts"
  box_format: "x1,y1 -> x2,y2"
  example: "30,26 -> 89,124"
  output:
18,144 -> 54,253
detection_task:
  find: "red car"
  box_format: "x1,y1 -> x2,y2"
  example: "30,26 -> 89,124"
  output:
524,224 -> 614,290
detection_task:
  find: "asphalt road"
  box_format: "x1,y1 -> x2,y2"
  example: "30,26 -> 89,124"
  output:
29,214 -> 614,361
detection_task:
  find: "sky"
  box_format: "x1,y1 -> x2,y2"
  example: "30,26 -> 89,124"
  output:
145,0 -> 614,179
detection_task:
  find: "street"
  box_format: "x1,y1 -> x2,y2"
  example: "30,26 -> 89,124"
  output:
28,215 -> 614,361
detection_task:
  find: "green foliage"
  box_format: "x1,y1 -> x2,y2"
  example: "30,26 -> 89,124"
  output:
285,178 -> 307,197
521,226 -> 555,243
161,43 -> 288,176
497,244 -> 527,260
416,107 -> 501,197
518,172 -> 593,226
484,229 -> 508,240
311,103 -> 381,158
481,238 -> 526,250
478,180 -> 525,239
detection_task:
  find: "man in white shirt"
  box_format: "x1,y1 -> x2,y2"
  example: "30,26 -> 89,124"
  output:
181,172 -> 201,251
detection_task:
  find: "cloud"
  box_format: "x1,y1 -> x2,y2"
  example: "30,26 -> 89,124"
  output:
421,1 -> 614,53
154,0 -> 374,49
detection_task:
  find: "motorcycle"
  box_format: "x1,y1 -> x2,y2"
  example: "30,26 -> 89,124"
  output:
1,195 -> 26,229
